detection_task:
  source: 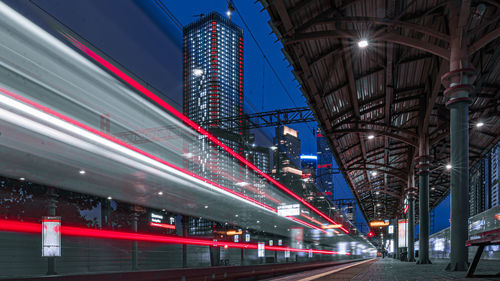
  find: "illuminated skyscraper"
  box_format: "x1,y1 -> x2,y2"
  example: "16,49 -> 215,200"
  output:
183,13 -> 244,190
469,159 -> 486,216
316,128 -> 334,201
489,142 -> 499,207
183,12 -> 243,129
272,126 -> 302,195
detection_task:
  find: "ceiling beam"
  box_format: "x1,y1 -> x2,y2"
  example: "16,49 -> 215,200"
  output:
377,32 -> 450,60
329,128 -> 418,146
421,59 -> 448,134
469,26 -> 500,55
288,31 -> 450,59
331,121 -> 418,138
349,162 -> 407,175
306,16 -> 450,42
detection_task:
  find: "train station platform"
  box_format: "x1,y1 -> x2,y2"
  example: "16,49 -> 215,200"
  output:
266,258 -> 500,281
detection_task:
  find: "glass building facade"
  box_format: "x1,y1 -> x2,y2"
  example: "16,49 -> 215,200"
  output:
183,13 -> 245,192
316,129 -> 334,201
183,12 -> 243,130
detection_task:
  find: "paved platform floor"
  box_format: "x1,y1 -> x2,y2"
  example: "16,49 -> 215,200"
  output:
263,258 -> 500,281
351,258 -> 500,281
263,259 -> 376,281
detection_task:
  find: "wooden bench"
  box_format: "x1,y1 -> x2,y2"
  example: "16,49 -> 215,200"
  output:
465,228 -> 500,278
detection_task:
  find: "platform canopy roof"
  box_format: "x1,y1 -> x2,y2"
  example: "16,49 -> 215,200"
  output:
262,0 -> 500,222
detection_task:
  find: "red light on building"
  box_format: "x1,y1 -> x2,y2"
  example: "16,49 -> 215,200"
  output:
368,231 -> 374,238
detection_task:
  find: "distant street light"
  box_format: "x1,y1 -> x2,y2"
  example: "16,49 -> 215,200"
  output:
446,164 -> 452,170
367,134 -> 375,140
476,122 -> 484,128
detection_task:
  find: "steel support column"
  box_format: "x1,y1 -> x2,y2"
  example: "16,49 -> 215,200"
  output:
407,195 -> 416,262
416,136 -> 431,264
444,0 -> 473,271
47,188 -> 58,275
393,218 -> 399,260
407,172 -> 417,262
445,94 -> 471,271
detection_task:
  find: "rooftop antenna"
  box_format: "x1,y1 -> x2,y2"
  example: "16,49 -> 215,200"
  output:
226,1 -> 234,20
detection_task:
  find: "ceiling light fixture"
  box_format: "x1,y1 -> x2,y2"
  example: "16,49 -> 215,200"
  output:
358,39 -> 369,48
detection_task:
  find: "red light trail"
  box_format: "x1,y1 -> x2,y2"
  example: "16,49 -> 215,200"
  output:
64,35 -> 348,234
0,219 -> 343,255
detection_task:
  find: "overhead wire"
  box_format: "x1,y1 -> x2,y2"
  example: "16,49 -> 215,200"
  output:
154,0 -> 183,31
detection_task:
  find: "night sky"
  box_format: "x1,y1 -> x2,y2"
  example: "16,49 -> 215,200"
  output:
8,0 -> 451,234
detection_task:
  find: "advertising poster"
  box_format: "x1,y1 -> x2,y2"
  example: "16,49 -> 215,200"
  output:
398,219 -> 408,248
42,216 -> 61,257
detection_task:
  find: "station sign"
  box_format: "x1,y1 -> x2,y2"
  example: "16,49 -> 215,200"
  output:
278,239 -> 282,246
245,234 -> 250,242
278,204 -> 300,216
234,235 -> 239,243
42,216 -> 61,257
150,212 -> 176,230
226,230 -> 242,236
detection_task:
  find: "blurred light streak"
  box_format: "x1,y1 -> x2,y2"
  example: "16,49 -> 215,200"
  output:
287,217 -> 327,234
65,36 -> 347,233
301,213 -> 324,226
0,87 -> 277,214
0,219 -> 345,255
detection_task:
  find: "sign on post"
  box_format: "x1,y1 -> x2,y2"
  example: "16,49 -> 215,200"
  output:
42,216 -> 61,257
388,225 -> 394,234
258,242 -> 265,257
284,250 -> 290,258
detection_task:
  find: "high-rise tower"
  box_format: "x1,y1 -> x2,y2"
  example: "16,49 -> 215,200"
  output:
183,12 -> 243,130
316,128 -> 334,201
183,13 -> 244,190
